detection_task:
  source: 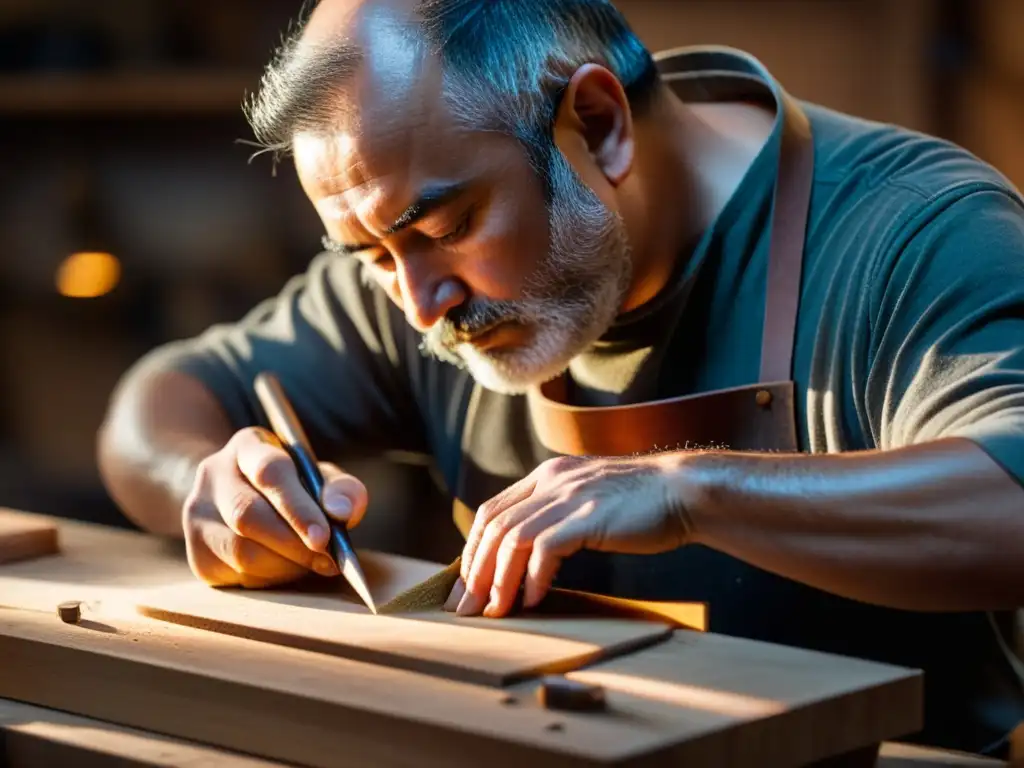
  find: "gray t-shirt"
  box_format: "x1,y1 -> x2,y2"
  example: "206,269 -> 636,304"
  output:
148,100 -> 1024,755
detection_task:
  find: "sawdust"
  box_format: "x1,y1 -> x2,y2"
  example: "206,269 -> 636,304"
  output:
376,558 -> 462,615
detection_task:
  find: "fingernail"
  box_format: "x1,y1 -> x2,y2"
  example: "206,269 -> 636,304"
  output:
314,556 -> 338,577
306,524 -> 327,551
523,583 -> 540,609
322,490 -> 352,521
444,580 -> 464,612
456,590 -> 484,616
482,586 -> 500,618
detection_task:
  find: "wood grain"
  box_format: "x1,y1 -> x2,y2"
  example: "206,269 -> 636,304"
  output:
0,510 -> 58,565
0,607 -> 923,767
567,632 -> 924,767
134,552 -> 674,686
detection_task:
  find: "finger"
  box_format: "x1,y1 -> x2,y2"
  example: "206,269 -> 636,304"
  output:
459,499 -> 545,616
212,471 -> 338,577
319,463 -> 369,529
185,530 -> 240,587
444,576 -> 466,612
460,475 -> 537,584
524,512 -> 593,608
483,504 -> 568,618
234,428 -> 330,552
482,530 -> 532,619
199,516 -> 310,584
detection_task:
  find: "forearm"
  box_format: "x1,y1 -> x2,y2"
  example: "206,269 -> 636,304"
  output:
97,362 -> 235,537
678,436 -> 1024,611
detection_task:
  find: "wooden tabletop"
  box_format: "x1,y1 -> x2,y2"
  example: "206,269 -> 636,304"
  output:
0,510 -> 1007,767
0,697 -> 1004,767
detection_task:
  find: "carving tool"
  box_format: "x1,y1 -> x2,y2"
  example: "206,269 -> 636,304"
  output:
253,372 -> 377,614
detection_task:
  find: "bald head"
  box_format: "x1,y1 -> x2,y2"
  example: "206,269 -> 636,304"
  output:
245,0 -> 439,153
301,0 -> 415,45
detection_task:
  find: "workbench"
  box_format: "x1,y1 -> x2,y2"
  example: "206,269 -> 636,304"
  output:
0,509 -> 1008,767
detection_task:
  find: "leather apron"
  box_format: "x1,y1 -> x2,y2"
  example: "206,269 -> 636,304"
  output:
451,46 -> 1023,755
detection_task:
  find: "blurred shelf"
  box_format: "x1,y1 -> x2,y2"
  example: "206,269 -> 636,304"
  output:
0,70 -> 257,115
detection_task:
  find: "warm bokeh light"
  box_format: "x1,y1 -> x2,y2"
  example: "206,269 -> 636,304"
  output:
56,252 -> 121,298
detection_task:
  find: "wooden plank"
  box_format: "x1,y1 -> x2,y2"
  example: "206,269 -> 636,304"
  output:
0,699 -> 992,768
0,607 -> 921,767
0,697 -> 290,767
134,555 -> 674,686
0,699 -> 989,768
0,510 -> 58,565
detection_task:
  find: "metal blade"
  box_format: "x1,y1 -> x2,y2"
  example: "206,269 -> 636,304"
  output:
341,556 -> 378,615
329,524 -> 377,615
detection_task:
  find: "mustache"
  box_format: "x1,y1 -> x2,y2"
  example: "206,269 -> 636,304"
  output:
441,299 -> 523,341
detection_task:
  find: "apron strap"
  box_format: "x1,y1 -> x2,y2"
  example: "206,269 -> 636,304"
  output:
654,46 -> 815,384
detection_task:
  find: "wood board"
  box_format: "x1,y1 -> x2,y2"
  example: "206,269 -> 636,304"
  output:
0,606 -> 923,767
0,509 -> 58,565
133,550 -> 675,686
0,697 -> 995,768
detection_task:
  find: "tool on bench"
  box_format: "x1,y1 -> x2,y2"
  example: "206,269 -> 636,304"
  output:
254,372 -> 377,614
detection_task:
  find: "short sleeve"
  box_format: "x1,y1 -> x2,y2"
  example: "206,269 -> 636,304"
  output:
866,186 -> 1024,487
143,251 -> 429,459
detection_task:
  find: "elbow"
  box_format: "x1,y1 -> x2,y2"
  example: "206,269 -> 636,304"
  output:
95,357 -> 161,533
95,348 -> 235,537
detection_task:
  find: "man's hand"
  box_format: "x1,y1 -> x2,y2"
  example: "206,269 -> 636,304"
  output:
444,453 -> 692,618
182,427 -> 368,589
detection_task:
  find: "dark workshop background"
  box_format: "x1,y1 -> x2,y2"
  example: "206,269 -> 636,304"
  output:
0,0 -> 1021,562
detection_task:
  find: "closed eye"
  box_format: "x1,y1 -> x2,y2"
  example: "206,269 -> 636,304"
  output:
436,208 -> 474,246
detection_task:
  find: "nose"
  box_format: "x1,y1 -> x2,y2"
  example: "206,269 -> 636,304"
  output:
396,258 -> 467,333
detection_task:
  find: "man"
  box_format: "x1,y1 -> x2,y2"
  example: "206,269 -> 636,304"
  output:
97,0 -> 1024,756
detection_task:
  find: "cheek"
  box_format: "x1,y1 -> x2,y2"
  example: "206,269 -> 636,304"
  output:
459,200 -> 551,302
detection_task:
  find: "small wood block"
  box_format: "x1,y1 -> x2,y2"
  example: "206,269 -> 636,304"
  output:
57,601 -> 82,624
537,676 -> 607,712
0,510 -> 59,565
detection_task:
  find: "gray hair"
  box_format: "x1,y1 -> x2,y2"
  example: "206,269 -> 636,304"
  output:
243,0 -> 660,192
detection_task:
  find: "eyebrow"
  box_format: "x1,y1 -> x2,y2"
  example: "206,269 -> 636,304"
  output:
331,181 -> 468,252
385,182 -> 467,235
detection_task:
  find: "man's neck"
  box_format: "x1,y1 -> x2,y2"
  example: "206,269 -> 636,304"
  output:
620,88 -> 776,314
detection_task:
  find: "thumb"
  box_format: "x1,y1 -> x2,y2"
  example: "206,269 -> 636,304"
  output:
318,464 -> 369,530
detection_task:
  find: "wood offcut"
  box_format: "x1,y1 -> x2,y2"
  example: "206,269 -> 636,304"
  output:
538,676 -> 607,712
56,601 -> 81,625
0,509 -> 58,565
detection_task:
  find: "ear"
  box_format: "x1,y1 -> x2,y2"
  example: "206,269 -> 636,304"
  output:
552,64 -> 635,186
